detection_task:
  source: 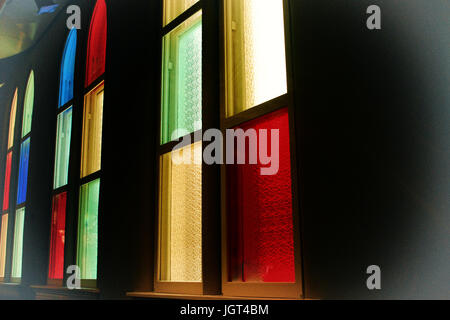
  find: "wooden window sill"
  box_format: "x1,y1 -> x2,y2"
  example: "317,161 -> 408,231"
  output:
0,282 -> 21,287
31,285 -> 99,293
126,292 -> 301,301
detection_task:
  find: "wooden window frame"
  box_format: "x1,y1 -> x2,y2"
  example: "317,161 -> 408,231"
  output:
1,71 -> 35,285
0,88 -> 18,284
219,0 -> 304,299
47,25 -> 79,287
75,77 -> 105,290
155,0 -> 205,296
47,98 -> 75,287
46,1 -> 107,289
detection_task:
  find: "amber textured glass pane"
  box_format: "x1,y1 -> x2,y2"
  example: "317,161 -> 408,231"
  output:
161,11 -> 202,144
163,0 -> 199,26
159,142 -> 202,282
8,89 -> 18,149
0,214 -> 8,278
81,83 -> 104,178
225,0 -> 287,116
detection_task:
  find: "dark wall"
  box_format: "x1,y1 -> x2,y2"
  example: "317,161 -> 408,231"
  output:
0,1 -> 92,295
0,0 -> 448,300
290,0 -> 449,299
0,0 -> 162,299
98,0 -> 161,299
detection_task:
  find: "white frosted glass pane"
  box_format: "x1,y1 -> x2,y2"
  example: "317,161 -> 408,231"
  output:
225,0 -> 287,116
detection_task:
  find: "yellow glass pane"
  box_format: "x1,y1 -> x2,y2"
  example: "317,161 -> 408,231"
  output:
81,82 -> 104,178
8,89 -> 18,149
163,0 -> 199,26
159,142 -> 202,283
0,214 -> 8,278
225,0 -> 288,117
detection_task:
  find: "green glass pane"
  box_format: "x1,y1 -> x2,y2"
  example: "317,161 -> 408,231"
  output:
161,12 -> 202,145
12,208 -> 25,279
54,107 -> 73,189
76,179 -> 100,280
22,71 -> 35,137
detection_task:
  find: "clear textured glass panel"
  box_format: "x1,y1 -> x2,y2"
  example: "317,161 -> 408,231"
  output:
159,142 -> 202,282
59,28 -> 77,107
8,89 -> 18,149
225,0 -> 287,116
77,179 -> 100,280
161,11 -> 202,145
12,208 -> 25,279
3,152 -> 12,211
0,214 -> 8,278
48,193 -> 67,280
54,107 -> 73,189
227,108 -> 295,283
22,71 -> 35,137
81,83 -> 104,178
163,0 -> 199,26
17,138 -> 31,205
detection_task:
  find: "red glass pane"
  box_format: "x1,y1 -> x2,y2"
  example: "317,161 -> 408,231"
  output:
3,152 -> 12,211
48,192 -> 67,280
85,0 -> 107,87
227,108 -> 295,283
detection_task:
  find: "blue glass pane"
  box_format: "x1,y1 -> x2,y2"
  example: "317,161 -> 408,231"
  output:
58,28 -> 77,107
17,138 -> 31,205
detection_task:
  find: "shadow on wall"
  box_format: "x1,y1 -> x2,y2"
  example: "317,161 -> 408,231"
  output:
290,0 -> 449,299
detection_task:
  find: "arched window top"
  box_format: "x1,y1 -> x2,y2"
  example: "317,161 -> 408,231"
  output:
85,0 -> 107,87
22,70 -> 35,137
59,28 -> 77,107
8,88 -> 18,149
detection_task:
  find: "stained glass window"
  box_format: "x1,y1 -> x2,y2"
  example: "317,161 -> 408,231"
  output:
59,28 -> 77,107
85,0 -> 107,87
8,89 -> 18,149
224,0 -> 287,116
227,108 -> 295,283
3,152 -> 12,211
163,0 -> 199,26
161,11 -> 202,145
11,208 -> 25,279
159,142 -> 202,282
54,107 -> 73,189
81,84 -> 104,178
17,138 -> 31,205
77,179 -> 100,280
0,214 -> 8,278
22,71 -> 35,137
48,193 -> 67,280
